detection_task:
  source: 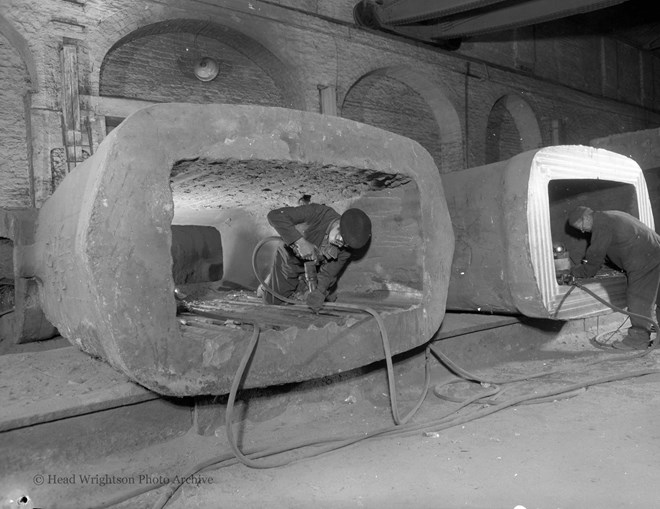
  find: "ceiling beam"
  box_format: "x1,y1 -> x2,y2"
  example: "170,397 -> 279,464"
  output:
369,0 -> 629,40
379,0 -> 506,26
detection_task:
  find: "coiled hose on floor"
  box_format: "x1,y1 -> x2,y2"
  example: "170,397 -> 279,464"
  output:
139,255 -> 660,509
250,236 -> 430,425
231,236 -> 430,438
570,279 -> 659,353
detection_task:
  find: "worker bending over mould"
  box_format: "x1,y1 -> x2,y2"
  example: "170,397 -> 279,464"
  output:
568,206 -> 660,350
264,203 -> 372,312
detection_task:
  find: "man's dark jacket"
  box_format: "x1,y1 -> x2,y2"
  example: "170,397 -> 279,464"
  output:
572,210 -> 660,278
267,203 -> 351,293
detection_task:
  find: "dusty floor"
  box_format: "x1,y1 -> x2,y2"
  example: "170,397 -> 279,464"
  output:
117,330 -> 660,509
176,382 -> 660,509
5,319 -> 660,509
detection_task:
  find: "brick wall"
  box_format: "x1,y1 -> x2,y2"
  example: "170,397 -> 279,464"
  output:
533,23 -> 604,95
1,0 -> 660,205
100,33 -> 287,107
0,34 -> 31,207
485,100 -> 522,164
342,73 -> 442,165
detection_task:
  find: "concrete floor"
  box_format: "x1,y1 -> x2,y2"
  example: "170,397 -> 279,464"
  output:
3,313 -> 659,509
169,375 -> 660,509
131,316 -> 660,509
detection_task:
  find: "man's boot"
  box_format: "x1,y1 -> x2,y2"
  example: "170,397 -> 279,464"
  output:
612,327 -> 651,350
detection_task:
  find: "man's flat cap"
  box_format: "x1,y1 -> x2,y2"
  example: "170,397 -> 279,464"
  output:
340,208 -> 372,249
568,206 -> 591,225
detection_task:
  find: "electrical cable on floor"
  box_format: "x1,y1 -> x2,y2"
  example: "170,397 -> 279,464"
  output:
249,236 -> 427,426
429,339 -> 648,387
146,347 -> 660,509
141,236 -> 427,508
221,324 -> 432,470
428,279 -> 660,409
139,248 -> 660,509
221,234 -> 432,468
571,279 -> 659,353
590,316 -> 630,350
224,323 -> 274,468
140,341 -> 660,509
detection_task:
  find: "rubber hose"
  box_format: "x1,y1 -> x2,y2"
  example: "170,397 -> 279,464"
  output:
149,356 -> 660,509
148,242 -> 660,508
572,280 -> 659,353
250,236 -> 428,425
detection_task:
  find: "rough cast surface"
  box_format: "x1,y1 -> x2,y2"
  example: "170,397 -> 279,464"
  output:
23,104 -> 454,396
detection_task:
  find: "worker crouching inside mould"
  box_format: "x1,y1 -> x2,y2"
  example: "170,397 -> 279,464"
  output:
568,206 -> 660,350
263,203 -> 372,312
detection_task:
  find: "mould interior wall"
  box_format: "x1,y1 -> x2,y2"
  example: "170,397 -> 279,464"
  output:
169,158 -> 424,315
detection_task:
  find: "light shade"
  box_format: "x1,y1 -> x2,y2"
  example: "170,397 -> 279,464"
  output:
193,57 -> 219,81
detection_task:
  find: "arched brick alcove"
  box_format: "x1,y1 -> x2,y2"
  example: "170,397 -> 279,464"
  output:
0,17 -> 34,208
486,94 -> 542,164
341,66 -> 463,174
89,15 -> 306,111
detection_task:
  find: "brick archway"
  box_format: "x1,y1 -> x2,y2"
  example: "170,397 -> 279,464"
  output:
0,13 -> 38,92
341,65 -> 463,174
87,14 -> 306,110
486,94 -> 542,163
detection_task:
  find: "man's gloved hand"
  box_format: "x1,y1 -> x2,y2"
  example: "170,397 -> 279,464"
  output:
319,243 -> 340,261
571,262 -> 591,279
557,273 -> 576,286
306,289 -> 325,313
293,238 -> 319,261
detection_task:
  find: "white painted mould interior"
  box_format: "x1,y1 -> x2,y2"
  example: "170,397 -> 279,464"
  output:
527,145 -> 653,319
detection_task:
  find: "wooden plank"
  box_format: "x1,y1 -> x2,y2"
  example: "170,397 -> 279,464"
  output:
60,43 -> 80,136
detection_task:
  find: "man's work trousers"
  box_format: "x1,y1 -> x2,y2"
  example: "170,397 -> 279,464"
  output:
263,243 -> 305,305
626,262 -> 660,334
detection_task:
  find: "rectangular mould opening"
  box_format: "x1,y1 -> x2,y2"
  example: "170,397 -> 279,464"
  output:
528,147 -> 654,319
167,158 -> 424,333
542,178 -> 643,318
549,179 -> 638,272
547,179 -> 635,317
